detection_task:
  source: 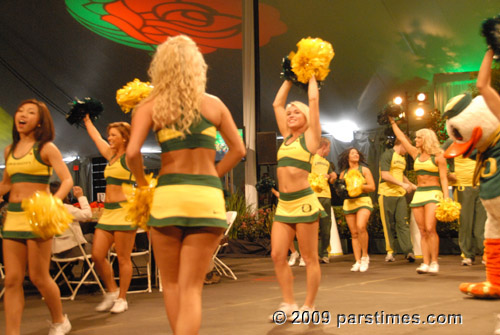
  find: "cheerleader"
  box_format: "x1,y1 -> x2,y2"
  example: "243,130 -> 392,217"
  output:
126,35 -> 245,334
338,148 -> 375,272
269,77 -> 325,317
1,99 -> 73,334
83,115 -> 136,313
390,118 -> 449,274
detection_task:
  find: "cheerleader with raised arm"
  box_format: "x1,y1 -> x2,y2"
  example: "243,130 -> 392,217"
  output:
270,76 -> 325,317
390,118 -> 449,274
83,115 -> 136,313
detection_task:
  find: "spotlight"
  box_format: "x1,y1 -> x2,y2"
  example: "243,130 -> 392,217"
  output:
417,93 -> 426,102
63,155 -> 78,163
415,107 -> 425,117
322,120 -> 358,143
393,96 -> 403,105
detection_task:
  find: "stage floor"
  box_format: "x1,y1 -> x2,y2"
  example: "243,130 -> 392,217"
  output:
1,254 -> 498,334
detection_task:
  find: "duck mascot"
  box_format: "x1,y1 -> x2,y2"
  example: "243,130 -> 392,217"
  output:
443,93 -> 500,298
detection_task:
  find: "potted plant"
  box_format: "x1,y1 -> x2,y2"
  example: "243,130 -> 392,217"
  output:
225,192 -> 274,255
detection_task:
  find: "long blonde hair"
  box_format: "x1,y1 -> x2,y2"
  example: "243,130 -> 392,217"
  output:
146,35 -> 207,136
416,128 -> 442,155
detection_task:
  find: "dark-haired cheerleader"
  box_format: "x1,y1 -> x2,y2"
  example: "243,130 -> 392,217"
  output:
338,147 -> 375,272
1,99 -> 73,334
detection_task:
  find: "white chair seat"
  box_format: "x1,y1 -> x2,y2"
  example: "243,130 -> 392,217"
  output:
212,211 -> 238,280
0,261 -> 5,299
109,228 -> 152,293
156,212 -> 239,290
51,225 -> 105,300
0,230 -> 5,299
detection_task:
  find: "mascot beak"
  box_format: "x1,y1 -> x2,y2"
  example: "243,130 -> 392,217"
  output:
444,126 -> 482,158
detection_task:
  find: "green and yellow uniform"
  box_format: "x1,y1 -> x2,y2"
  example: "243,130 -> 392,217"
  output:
310,154 -> 334,258
277,134 -> 313,171
378,148 -> 412,255
2,143 -> 52,238
96,154 -> 136,231
410,154 -> 443,207
150,115 -> 227,228
275,135 -> 326,223
342,166 -> 373,214
450,155 -> 486,260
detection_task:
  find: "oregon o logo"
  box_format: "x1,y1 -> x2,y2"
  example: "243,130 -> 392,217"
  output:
302,204 -> 312,213
480,158 -> 497,179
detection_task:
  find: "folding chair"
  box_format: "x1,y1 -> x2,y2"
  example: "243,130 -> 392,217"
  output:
156,268 -> 163,293
213,211 -> 238,280
110,228 -> 152,293
51,225 -> 105,300
154,212 -> 238,288
0,230 -> 4,299
0,261 -> 5,299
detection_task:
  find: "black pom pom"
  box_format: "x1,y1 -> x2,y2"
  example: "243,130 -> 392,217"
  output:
377,102 -> 404,125
281,56 -> 297,82
66,97 -> 103,126
482,15 -> 500,60
333,179 -> 348,200
280,55 -> 323,91
377,111 -> 390,126
384,102 -> 404,117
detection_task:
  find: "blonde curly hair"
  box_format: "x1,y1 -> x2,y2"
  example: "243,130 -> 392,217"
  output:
416,128 -> 442,155
145,35 -> 207,136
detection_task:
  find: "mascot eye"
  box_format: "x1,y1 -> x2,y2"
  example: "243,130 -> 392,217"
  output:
452,128 -> 463,141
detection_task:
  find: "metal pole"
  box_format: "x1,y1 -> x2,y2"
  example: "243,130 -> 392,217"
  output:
242,0 -> 258,210
405,91 -> 410,135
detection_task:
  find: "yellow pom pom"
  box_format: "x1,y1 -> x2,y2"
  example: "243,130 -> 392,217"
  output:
22,191 -> 74,239
116,79 -> 153,113
435,198 -> 461,222
122,174 -> 157,230
345,169 -> 365,198
308,173 -> 328,193
290,37 -> 335,84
